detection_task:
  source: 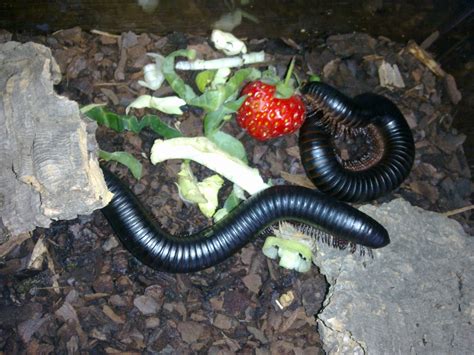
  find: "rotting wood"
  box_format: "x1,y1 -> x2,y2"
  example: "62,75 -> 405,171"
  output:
0,41 -> 112,239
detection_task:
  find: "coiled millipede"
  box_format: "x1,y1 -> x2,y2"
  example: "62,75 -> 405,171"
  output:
299,81 -> 415,203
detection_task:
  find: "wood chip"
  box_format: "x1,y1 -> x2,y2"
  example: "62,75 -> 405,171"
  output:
279,308 -> 311,333
378,61 -> 405,89
242,273 -> 262,294
406,40 -> 445,77
0,232 -> 31,258
322,58 -> 341,79
213,314 -> 233,330
247,326 -> 268,344
409,181 -> 439,204
100,88 -> 120,106
285,146 -> 300,159
280,171 -> 315,189
444,74 -> 462,105
177,321 -> 204,343
84,293 -> 109,301
102,305 -> 125,324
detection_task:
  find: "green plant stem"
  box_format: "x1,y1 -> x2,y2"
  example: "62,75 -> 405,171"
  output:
284,57 -> 296,86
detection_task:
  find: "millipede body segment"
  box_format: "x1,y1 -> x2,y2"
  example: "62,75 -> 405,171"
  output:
299,81 -> 415,203
101,166 -> 389,273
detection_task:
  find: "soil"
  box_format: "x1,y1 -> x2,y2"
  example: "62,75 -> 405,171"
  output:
0,27 -> 472,354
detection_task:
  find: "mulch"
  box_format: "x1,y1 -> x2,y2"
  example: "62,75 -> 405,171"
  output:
0,26 -> 471,354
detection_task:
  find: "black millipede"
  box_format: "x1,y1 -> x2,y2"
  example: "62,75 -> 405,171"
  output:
100,166 -> 389,273
299,81 -> 415,203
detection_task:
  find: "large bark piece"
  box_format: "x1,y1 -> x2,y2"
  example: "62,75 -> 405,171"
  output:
0,41 -> 112,239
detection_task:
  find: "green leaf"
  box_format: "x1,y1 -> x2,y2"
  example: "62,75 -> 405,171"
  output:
196,70 -> 216,92
203,108 -> 226,136
142,114 -> 182,139
196,174 -> 225,217
85,106 -> 130,132
203,96 -> 247,136
224,95 -> 247,111
208,130 -> 247,162
162,49 -> 197,102
213,188 -> 243,222
176,161 -> 207,204
84,106 -> 182,139
189,86 -> 227,112
223,188 -> 242,211
275,81 -> 294,99
309,74 -> 321,82
260,66 -> 280,85
223,68 -> 260,99
80,103 -> 106,114
99,150 -> 143,180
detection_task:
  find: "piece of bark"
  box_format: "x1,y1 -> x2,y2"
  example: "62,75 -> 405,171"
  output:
0,41 -> 112,238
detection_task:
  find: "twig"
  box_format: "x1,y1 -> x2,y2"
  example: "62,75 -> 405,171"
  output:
443,205 -> 474,217
93,82 -> 126,87
90,29 -> 121,39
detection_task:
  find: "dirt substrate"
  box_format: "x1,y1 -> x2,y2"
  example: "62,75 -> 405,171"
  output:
0,27 -> 472,354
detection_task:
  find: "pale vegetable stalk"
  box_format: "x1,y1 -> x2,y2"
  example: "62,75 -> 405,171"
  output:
150,137 -> 269,195
175,51 -> 266,71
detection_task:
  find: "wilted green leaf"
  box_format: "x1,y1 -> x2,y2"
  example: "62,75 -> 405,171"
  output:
142,114 -> 183,139
176,161 -> 207,204
80,103 -> 106,114
213,188 -> 243,222
176,161 -> 224,218
204,108 -> 223,136
189,86 -> 227,112
84,106 -> 181,139
99,150 -> 143,180
203,96 -> 247,136
223,95 -> 247,111
207,130 -> 247,162
260,66 -> 280,85
309,74 -> 321,82
197,175 -> 224,217
196,70 -> 216,92
162,49 -> 197,102
223,67 -> 260,99
223,188 -> 242,211
275,81 -> 294,99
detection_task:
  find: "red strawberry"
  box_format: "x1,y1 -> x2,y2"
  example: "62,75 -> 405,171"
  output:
236,80 -> 306,141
